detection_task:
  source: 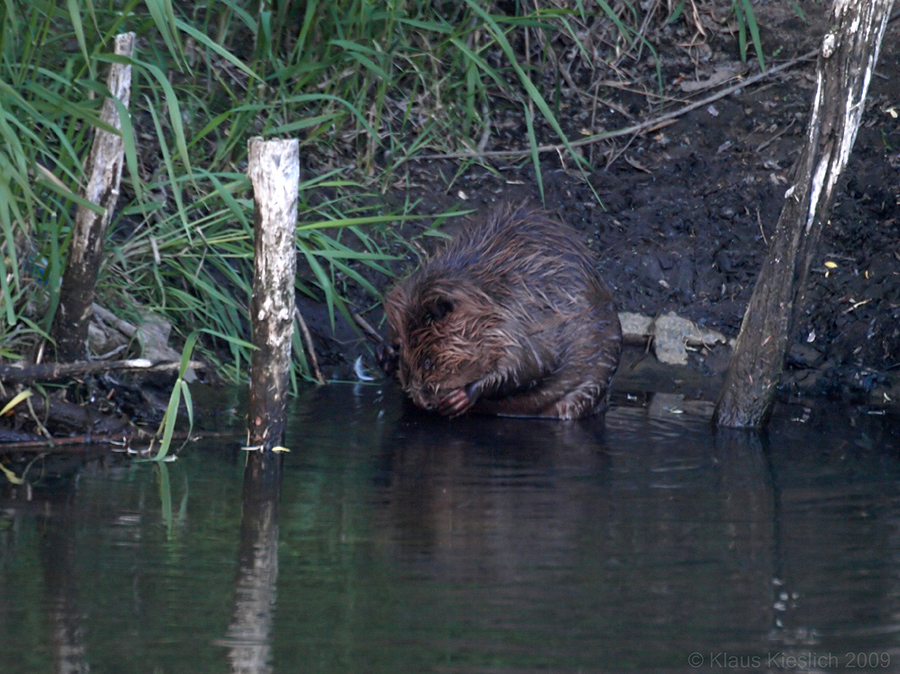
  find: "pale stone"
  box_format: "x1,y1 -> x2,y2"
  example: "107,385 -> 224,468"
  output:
618,311 -> 732,366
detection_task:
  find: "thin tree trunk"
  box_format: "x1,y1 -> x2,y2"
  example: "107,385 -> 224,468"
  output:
52,33 -> 135,361
246,138 -> 299,453
713,0 -> 894,428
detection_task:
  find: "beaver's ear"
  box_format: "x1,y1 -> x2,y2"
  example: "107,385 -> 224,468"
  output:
424,296 -> 454,323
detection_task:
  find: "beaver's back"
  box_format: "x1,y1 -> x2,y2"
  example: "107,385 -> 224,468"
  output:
424,207 -> 609,311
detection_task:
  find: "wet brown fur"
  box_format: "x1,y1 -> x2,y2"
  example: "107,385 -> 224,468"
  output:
383,204 -> 622,420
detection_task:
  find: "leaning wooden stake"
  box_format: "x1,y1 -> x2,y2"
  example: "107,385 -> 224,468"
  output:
246,138 -> 299,456
714,0 -> 894,428
52,32 -> 135,362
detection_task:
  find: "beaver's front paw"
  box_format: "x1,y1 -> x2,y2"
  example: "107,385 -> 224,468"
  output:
437,387 -> 474,418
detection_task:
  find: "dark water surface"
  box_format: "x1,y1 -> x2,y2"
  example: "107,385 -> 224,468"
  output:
3,385 -> 900,673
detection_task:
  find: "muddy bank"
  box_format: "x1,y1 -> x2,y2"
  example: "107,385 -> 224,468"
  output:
315,13 -> 900,409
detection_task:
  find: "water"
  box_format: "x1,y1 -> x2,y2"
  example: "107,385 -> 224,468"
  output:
2,385 -> 900,673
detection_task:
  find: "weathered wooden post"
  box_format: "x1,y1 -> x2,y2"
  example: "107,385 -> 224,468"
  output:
53,32 -> 135,362
713,0 -> 895,428
224,140 -> 297,665
245,137 -> 298,471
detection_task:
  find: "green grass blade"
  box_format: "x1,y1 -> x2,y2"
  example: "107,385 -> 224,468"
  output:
65,0 -> 93,77
143,0 -> 183,63
739,0 -> 765,71
462,0 -> 584,169
523,103 -> 543,204
174,17 -> 260,82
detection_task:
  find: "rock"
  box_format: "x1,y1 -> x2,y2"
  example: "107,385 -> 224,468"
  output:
89,305 -> 196,382
619,311 -> 732,366
137,313 -> 197,383
619,312 -> 653,338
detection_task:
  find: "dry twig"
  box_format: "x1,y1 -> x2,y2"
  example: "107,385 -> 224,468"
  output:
413,50 -> 818,164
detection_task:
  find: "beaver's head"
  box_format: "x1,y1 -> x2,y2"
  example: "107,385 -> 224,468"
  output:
384,276 -> 507,413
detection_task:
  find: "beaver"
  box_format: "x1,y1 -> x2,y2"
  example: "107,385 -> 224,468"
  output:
382,204 -> 621,420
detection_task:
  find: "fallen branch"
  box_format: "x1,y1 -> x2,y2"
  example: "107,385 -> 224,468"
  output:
92,302 -> 139,338
0,435 -> 130,452
0,430 -> 242,453
0,358 -> 204,385
294,307 -> 325,384
413,50 -> 818,163
351,310 -> 385,345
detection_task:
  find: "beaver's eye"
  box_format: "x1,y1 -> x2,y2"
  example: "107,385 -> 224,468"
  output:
423,357 -> 432,371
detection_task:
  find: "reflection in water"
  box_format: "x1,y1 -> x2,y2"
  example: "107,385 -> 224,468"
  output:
0,386 -> 899,673
369,403 -> 776,666
224,453 -> 283,674
763,408 -> 900,657
38,473 -> 90,674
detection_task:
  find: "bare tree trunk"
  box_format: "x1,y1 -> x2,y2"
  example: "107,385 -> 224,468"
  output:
713,0 -> 894,428
52,33 -> 135,362
233,140 -> 296,658
246,138 -> 299,452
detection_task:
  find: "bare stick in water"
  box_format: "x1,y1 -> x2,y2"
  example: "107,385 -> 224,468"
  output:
246,138 -> 299,454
